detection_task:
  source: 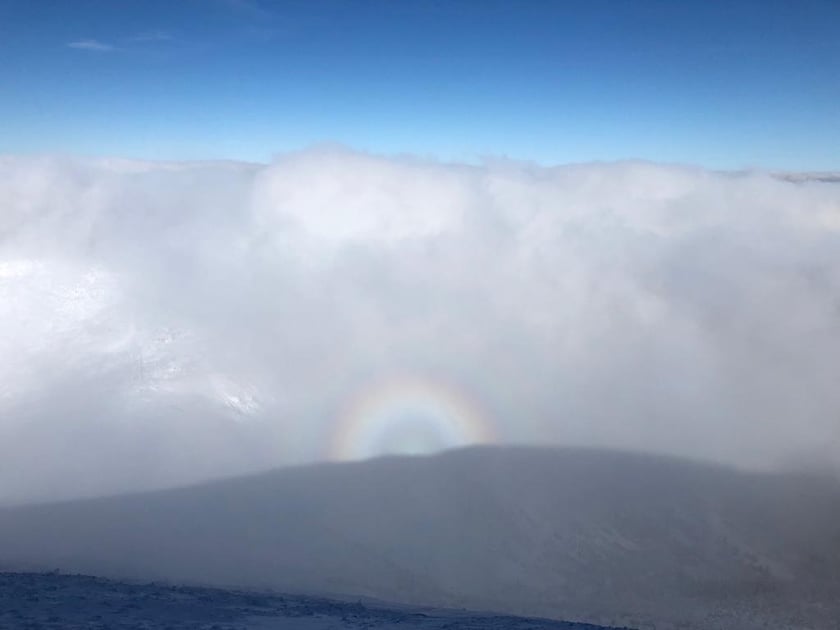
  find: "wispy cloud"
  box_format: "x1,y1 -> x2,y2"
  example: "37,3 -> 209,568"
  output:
67,32 -> 174,56
67,39 -> 115,52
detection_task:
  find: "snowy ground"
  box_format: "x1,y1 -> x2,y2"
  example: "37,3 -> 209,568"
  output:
0,572 -> 629,630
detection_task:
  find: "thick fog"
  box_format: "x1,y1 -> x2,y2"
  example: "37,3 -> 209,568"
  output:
1,148 -> 839,503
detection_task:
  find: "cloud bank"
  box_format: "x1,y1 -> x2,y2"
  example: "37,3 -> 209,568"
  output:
1,149 -> 839,503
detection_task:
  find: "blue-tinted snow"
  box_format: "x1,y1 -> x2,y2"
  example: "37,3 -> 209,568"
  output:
0,572 -> 630,630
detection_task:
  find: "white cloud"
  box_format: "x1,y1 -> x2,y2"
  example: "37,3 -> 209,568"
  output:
67,39 -> 115,52
1,149 -> 840,503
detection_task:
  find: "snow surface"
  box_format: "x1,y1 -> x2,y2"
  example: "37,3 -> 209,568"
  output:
0,572 -> 627,630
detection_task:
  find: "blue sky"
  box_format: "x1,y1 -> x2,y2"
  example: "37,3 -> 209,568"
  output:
2,0 -> 838,170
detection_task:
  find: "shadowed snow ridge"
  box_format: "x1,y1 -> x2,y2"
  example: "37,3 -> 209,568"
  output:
0,572 -> 630,629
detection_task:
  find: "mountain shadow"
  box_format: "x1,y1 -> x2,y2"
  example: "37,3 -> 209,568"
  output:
2,446 -> 839,629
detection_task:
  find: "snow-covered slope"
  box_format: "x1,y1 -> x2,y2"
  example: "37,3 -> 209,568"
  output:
1,447 -> 839,629
0,572 -> 627,630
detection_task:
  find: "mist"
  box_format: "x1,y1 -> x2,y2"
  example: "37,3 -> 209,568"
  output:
2,148 -> 840,503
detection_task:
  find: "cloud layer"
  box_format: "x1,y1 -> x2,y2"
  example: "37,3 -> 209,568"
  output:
1,149 -> 840,503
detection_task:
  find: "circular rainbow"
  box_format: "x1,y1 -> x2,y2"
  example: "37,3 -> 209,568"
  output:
329,375 -> 495,461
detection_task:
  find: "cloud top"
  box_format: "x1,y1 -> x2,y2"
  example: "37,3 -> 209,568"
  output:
1,149 -> 840,503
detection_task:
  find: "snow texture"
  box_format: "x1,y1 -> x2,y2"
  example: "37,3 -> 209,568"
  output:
0,571 -> 628,630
